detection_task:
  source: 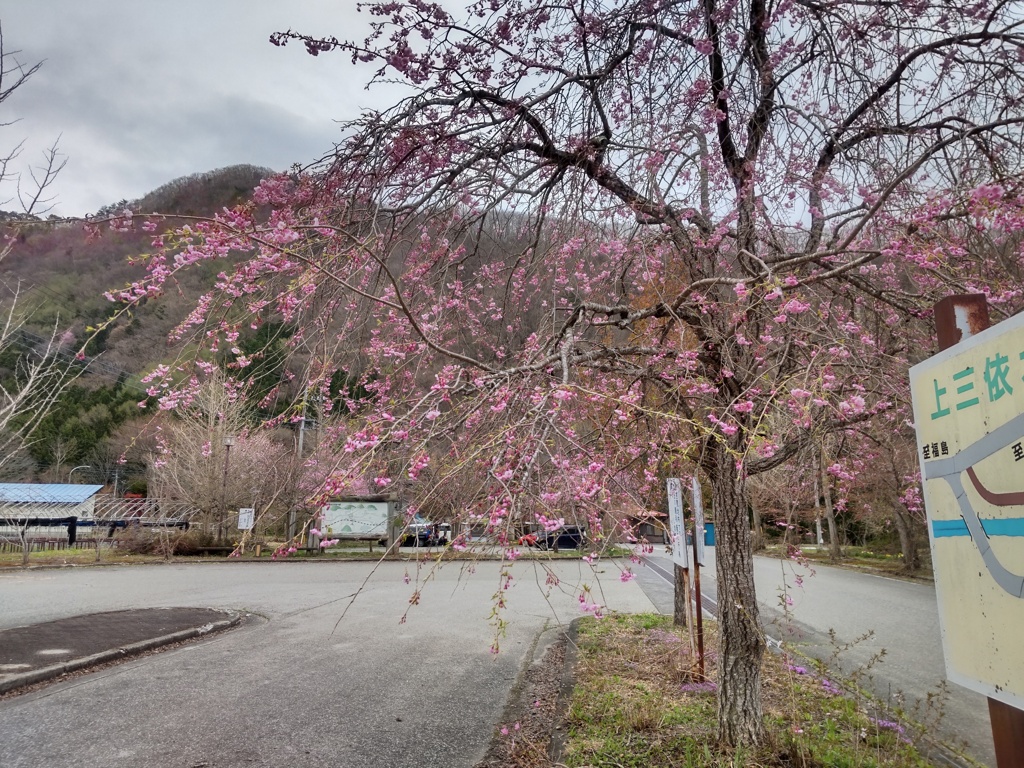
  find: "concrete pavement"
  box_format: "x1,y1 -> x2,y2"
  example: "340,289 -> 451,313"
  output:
0,559 -> 656,768
0,553 -> 993,766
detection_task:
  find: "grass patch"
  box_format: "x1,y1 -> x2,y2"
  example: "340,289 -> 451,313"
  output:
0,546 -> 160,567
0,542 -> 626,567
561,614 -> 938,767
762,545 -> 933,581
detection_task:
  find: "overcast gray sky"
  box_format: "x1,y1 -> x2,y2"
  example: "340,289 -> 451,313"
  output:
2,2 -> 384,216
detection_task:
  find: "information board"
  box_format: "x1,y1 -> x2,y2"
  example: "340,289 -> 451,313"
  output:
237,508 -> 254,530
321,501 -> 389,536
910,310 -> 1024,708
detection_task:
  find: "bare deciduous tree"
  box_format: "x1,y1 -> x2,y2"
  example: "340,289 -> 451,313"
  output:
152,370 -> 307,542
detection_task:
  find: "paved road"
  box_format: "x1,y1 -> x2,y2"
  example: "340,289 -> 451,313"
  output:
636,551 -> 994,767
0,559 -> 655,768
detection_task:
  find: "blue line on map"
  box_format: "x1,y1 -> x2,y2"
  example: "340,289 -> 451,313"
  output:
932,518 -> 1024,538
980,519 -> 1024,536
932,520 -> 970,538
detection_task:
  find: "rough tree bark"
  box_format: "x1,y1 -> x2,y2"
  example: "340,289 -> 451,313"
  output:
892,507 -> 919,572
819,447 -> 842,561
711,440 -> 765,746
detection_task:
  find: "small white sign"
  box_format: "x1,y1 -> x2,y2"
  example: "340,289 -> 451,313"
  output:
237,508 -> 255,530
667,478 -> 688,568
691,477 -> 706,566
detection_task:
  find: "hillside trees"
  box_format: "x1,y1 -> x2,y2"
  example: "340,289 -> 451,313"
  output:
112,0 -> 1024,748
27,380 -> 144,465
0,289 -> 77,478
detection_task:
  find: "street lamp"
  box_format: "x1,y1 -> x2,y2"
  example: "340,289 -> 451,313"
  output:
218,436 -> 236,542
68,465 -> 91,483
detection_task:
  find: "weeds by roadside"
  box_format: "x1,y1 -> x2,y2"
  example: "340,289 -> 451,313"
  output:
556,613 -> 937,767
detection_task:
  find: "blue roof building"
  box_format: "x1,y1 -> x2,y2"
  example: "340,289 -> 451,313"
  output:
0,484 -> 105,505
0,484 -> 105,522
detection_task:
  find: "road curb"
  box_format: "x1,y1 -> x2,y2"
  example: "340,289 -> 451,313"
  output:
0,551 -> 620,571
473,618 -> 580,767
0,611 -> 241,696
547,618 -> 581,764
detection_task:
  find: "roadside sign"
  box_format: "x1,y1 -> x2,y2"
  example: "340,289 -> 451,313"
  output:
237,508 -> 254,530
667,478 -> 688,568
691,477 -> 706,566
910,310 -> 1024,709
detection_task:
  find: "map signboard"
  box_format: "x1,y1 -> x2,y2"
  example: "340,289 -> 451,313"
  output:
320,501 -> 390,537
910,311 -> 1024,708
667,478 -> 688,568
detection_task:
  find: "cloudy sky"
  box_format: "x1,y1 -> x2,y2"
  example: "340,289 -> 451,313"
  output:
2,2 -> 388,216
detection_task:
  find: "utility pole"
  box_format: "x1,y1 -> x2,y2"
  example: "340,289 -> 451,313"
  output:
288,408 -> 306,541
219,435 -> 235,542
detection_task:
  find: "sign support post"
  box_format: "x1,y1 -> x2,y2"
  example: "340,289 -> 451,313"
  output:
667,478 -> 689,627
690,477 -> 706,679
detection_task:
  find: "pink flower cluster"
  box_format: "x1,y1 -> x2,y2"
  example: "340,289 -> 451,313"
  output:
270,546 -> 299,560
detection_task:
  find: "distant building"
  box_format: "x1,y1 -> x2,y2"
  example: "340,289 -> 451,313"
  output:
624,508 -> 669,544
0,483 -> 105,545
0,483 -> 105,517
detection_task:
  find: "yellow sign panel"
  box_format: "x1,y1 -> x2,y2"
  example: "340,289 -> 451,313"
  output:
910,311 -> 1024,708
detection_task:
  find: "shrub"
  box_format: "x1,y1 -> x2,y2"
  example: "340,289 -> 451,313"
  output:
113,526 -> 217,557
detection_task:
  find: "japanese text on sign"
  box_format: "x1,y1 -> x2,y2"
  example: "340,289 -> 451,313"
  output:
929,350 -> 1023,420
667,478 -> 688,569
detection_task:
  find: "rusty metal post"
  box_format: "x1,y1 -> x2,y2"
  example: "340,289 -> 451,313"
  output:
989,699 -> 1024,768
691,526 -> 705,679
935,295 -> 1024,767
934,294 -> 990,352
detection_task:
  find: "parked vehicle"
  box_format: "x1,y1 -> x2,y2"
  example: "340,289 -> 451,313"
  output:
519,525 -> 586,550
541,525 -> 585,550
401,515 -> 450,546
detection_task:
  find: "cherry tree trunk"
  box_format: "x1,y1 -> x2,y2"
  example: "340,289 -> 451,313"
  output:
711,442 -> 766,747
893,508 -> 919,572
819,450 -> 842,561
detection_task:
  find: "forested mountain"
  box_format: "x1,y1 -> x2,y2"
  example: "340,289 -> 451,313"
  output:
0,164 -> 274,486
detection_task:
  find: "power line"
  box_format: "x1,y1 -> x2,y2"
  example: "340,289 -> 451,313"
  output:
4,326 -> 147,396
